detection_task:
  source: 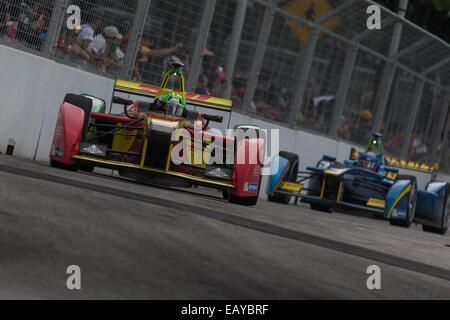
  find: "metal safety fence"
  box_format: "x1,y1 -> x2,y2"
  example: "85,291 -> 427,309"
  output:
0,0 -> 449,172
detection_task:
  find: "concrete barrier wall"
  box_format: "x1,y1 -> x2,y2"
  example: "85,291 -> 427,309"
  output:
437,173 -> 450,183
0,45 -> 115,161
0,43 -> 446,199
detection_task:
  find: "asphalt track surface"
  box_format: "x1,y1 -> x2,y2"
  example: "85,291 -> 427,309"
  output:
0,154 -> 449,299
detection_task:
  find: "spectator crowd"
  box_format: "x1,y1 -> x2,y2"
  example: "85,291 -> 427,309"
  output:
0,2 -> 329,136
57,6 -> 127,72
0,1 -> 446,171
0,0 -> 51,50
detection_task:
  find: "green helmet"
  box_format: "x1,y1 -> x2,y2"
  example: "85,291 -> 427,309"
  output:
160,92 -> 186,107
158,92 -> 186,117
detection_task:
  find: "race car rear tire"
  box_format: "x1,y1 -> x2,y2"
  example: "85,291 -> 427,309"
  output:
268,151 -> 299,205
389,175 -> 417,228
422,184 -> 449,235
63,93 -> 93,141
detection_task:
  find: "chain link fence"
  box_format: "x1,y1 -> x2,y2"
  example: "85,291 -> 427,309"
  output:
54,0 -> 137,74
136,0 -> 205,85
0,0 -> 449,172
0,0 -> 55,53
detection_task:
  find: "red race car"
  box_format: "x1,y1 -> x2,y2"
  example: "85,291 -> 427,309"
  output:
50,62 -> 265,206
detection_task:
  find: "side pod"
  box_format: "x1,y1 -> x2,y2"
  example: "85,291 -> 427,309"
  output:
49,102 -> 85,165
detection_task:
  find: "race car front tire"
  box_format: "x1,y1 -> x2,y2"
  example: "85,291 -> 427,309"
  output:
389,175 -> 417,228
268,151 -> 299,205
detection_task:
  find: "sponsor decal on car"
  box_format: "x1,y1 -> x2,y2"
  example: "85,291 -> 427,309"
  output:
52,145 -> 64,160
204,166 -> 232,180
253,165 -> 260,177
79,142 -> 108,157
391,209 -> 406,219
244,182 -> 258,193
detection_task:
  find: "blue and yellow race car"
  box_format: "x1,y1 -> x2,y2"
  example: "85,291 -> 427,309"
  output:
268,134 -> 449,235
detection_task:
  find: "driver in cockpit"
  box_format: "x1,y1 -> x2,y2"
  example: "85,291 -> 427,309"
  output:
152,92 -> 186,117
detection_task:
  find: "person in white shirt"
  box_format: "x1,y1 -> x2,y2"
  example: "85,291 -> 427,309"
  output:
77,16 -> 102,51
88,26 -> 123,71
77,24 -> 94,45
64,10 -> 102,62
87,32 -> 106,56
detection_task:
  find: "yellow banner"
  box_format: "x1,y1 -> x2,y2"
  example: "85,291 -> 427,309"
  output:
349,148 -> 437,174
282,0 -> 341,47
385,157 -> 438,174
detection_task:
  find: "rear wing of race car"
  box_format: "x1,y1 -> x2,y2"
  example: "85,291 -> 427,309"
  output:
349,148 -> 438,174
114,80 -> 233,113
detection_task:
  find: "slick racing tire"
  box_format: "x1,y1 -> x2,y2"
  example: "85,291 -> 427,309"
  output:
268,151 -> 299,205
422,184 -> 449,235
64,93 -> 93,141
389,175 -> 417,228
